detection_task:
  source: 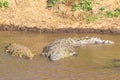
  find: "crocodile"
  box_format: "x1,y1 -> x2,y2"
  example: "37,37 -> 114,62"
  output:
5,43 -> 34,60
41,37 -> 114,61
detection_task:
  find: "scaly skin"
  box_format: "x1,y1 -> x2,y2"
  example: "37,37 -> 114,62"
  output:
42,37 -> 114,61
5,43 -> 34,60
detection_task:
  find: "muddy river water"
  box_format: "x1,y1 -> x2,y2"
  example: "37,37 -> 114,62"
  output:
0,31 -> 120,80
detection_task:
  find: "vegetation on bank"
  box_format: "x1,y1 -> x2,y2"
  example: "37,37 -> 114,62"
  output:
47,0 -> 120,23
47,0 -> 92,11
0,0 -> 9,9
0,0 -> 120,28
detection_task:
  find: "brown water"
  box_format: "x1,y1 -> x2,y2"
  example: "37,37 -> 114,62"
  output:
0,31 -> 120,80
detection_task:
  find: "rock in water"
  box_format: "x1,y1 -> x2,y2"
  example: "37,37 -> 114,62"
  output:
41,37 -> 114,61
5,43 -> 34,60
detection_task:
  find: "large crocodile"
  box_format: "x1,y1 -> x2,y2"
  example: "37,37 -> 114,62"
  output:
5,43 -> 34,60
41,37 -> 114,61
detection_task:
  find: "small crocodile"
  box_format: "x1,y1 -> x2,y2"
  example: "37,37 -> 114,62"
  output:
5,43 -> 34,60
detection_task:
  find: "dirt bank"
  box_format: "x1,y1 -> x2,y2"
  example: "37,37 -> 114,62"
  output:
0,24 -> 120,34
0,0 -> 120,34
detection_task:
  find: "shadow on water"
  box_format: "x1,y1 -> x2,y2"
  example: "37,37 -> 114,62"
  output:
103,59 -> 120,69
93,58 -> 120,71
112,59 -> 120,62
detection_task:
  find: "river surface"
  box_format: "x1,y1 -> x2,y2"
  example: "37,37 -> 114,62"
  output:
0,31 -> 120,80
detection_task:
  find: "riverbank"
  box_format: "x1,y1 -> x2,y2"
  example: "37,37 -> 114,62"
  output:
0,0 -> 120,34
0,24 -> 120,34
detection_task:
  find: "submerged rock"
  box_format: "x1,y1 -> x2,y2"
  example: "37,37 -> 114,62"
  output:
5,43 -> 34,60
41,37 -> 114,61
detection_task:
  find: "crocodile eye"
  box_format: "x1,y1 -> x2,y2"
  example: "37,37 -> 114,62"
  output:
76,39 -> 80,41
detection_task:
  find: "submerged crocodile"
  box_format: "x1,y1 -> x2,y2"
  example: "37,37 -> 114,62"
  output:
5,43 -> 34,60
41,37 -> 114,61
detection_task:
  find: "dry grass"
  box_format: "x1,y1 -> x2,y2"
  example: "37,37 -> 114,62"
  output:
0,0 -> 73,28
0,0 -> 120,30
65,0 -> 79,6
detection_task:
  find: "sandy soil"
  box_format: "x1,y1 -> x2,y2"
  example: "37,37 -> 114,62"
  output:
0,0 -> 120,33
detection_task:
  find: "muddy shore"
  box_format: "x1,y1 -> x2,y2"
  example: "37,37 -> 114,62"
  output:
0,24 -> 120,34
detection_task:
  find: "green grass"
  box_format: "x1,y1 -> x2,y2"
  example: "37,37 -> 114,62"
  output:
99,7 -> 105,12
46,0 -> 120,23
47,0 -> 92,11
72,0 -> 92,11
80,0 -> 92,11
60,0 -> 65,4
0,0 -> 2,8
0,0 -> 9,9
72,3 -> 80,11
47,0 -> 58,7
86,15 -> 99,23
3,0 -> 9,8
105,10 -> 120,18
